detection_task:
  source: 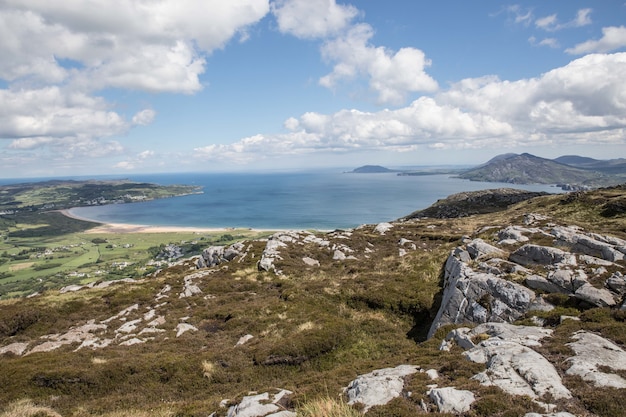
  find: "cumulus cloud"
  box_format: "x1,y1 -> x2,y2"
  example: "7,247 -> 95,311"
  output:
0,0 -> 269,93
319,24 -> 438,105
195,53 -> 626,162
0,0 -> 270,168
132,109 -> 156,126
0,87 -> 129,140
566,26 -> 626,54
271,0 -> 358,39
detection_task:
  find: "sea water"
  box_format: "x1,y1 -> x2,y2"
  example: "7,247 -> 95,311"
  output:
64,171 -> 560,230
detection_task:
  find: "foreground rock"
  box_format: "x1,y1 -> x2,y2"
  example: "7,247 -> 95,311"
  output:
344,365 -> 419,412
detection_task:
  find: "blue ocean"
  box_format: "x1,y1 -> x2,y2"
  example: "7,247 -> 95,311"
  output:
56,171 -> 560,230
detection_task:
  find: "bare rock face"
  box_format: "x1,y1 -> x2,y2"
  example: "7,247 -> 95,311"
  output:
509,244 -> 576,267
226,389 -> 294,417
565,331 -> 626,388
428,387 -> 475,414
344,365 -> 419,412
428,249 -> 537,338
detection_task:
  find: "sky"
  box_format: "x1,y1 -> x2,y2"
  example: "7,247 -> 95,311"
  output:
1,0 -> 626,178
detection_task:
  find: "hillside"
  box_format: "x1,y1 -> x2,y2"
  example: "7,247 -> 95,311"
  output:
349,165 -> 397,173
1,186 -> 626,416
554,155 -> 626,175
459,153 -> 619,189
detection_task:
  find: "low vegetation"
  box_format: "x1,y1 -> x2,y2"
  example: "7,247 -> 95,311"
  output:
0,185 -> 625,416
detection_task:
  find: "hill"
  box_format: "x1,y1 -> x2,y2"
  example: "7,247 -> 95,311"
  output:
1,186 -> 626,416
554,155 -> 626,175
458,153 -> 618,189
349,165 -> 396,173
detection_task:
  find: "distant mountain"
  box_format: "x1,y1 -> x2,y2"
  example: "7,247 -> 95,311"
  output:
458,153 -> 610,189
350,165 -> 396,173
553,155 -> 600,166
553,155 -> 626,175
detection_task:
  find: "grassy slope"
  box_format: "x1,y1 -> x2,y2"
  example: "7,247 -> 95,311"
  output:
0,186 -> 625,416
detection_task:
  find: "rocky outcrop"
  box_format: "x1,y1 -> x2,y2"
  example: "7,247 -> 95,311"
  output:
226,389 -> 294,417
429,221 -> 626,336
428,387 -> 475,414
565,331 -> 626,388
344,365 -> 419,412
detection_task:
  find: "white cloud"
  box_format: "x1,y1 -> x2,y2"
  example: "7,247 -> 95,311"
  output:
535,8 -> 592,31
566,26 -> 626,54
195,53 -> 626,163
0,1 -> 269,93
535,14 -> 558,31
529,36 -> 560,48
0,87 -> 128,140
271,0 -> 358,39
319,24 -> 438,105
132,109 -> 156,126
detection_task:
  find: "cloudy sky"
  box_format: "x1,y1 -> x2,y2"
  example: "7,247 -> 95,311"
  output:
1,0 -> 626,178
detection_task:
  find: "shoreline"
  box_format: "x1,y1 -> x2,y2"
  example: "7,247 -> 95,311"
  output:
59,209 -> 276,234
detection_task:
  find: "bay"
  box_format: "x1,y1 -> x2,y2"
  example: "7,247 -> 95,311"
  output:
67,171 -> 561,230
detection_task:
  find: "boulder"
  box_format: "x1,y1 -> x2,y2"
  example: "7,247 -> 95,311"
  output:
466,339 -> 572,400
498,226 -> 531,244
428,252 -> 537,338
374,222 -> 393,235
551,226 -> 625,262
466,238 -> 506,259
606,272 -> 626,295
565,331 -> 626,388
509,244 -> 576,267
428,387 -> 475,414
226,389 -> 294,417
302,257 -> 320,267
344,365 -> 419,412
574,283 -> 616,307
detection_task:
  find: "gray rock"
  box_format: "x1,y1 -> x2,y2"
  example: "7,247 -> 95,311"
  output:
524,413 -> 577,417
466,339 -> 572,400
574,283 -> 616,307
374,222 -> 393,235
498,226 -> 531,244
227,389 -> 293,417
607,272 -> 626,295
525,275 -> 565,294
428,253 -> 537,338
551,226 -> 625,262
345,365 -> 419,412
302,257 -> 320,267
466,238 -> 506,260
428,387 -> 475,414
333,250 -> 346,260
509,244 -> 576,267
565,331 -> 626,388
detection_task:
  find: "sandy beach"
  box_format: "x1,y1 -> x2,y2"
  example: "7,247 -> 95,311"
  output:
59,209 -> 249,234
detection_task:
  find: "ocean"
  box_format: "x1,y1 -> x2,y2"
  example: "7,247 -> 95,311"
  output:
61,171 -> 561,230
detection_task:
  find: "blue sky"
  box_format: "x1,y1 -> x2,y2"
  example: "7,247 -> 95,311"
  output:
1,0 -> 626,177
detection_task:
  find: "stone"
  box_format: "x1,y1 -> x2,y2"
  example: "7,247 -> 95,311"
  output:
227,389 -> 293,417
429,387 -> 475,414
509,244 -> 576,267
0,342 -> 30,356
498,226 -> 531,244
302,257 -> 319,267
606,272 -> 626,295
428,252 -> 537,338
466,238 -> 506,260
176,323 -> 198,338
332,250 -> 346,260
565,331 -> 626,388
524,413 -> 577,417
374,222 -> 393,235
344,365 -> 419,412
574,283 -> 616,307
466,339 -> 571,400
236,334 -> 254,346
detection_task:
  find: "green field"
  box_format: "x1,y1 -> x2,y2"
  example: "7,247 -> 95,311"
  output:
0,212 -> 270,298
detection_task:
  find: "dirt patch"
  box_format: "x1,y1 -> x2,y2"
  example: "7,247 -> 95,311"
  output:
9,262 -> 34,271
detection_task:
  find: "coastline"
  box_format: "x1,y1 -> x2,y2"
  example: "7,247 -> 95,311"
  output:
59,209 -> 267,234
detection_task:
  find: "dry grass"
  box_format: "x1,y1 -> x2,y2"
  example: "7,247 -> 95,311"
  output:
296,396 -> 361,417
0,399 -> 62,417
